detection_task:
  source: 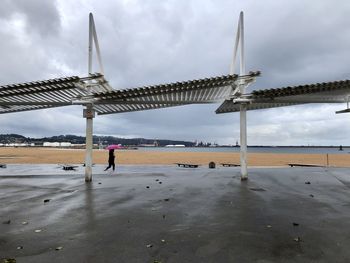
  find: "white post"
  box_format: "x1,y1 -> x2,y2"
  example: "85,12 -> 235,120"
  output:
240,104 -> 248,180
89,13 -> 105,75
239,12 -> 245,76
238,11 -> 248,180
85,105 -> 94,182
84,13 -> 104,182
85,13 -> 94,182
88,13 -> 93,76
91,15 -> 105,75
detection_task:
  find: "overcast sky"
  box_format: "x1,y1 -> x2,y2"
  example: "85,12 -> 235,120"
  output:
0,0 -> 350,145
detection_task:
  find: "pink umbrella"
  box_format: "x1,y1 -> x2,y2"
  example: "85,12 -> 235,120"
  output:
106,144 -> 124,150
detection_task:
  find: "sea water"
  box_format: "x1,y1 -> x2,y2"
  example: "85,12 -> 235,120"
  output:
137,146 -> 350,154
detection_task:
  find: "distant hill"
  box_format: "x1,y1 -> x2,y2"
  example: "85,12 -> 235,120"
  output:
0,134 -> 27,143
0,134 -> 195,147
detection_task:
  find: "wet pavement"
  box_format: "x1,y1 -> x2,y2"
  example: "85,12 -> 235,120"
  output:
0,164 -> 350,262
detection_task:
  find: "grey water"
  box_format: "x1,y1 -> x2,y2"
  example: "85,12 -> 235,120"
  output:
137,146 -> 350,154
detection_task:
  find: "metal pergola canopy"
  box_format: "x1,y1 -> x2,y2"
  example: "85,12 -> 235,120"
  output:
0,73 -> 105,114
0,71 -> 261,115
92,72 -> 260,115
216,78 -> 350,113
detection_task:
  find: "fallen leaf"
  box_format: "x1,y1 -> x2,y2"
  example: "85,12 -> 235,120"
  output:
294,237 -> 302,242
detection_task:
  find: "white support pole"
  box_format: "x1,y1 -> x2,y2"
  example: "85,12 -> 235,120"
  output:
91,17 -> 105,75
239,12 -> 245,78
240,104 -> 248,180
89,13 -> 105,76
237,11 -> 248,180
88,13 -> 93,76
230,20 -> 240,75
84,105 -> 94,182
85,13 -> 94,182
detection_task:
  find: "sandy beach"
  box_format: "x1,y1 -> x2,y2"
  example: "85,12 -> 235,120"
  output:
0,147 -> 349,167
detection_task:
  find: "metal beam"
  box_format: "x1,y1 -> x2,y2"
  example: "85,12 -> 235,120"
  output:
95,104 -> 177,115
0,102 -> 72,106
255,97 -> 348,104
336,108 -> 350,114
94,99 -> 216,105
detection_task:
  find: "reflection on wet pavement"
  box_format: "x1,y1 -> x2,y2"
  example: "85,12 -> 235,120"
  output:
0,165 -> 350,262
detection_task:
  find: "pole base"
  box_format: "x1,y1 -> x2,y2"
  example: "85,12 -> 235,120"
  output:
85,177 -> 92,183
240,176 -> 248,181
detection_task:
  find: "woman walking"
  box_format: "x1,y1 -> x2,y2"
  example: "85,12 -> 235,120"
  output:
104,149 -> 115,171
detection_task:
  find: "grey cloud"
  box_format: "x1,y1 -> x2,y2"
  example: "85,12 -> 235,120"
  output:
245,1 -> 350,88
12,0 -> 61,37
0,107 -> 84,137
0,1 -> 17,18
247,104 -> 350,145
0,0 -> 65,85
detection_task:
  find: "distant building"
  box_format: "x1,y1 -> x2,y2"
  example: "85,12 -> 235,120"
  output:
60,142 -> 72,147
43,142 -> 72,147
139,144 -> 156,147
43,142 -> 60,147
6,143 -> 30,147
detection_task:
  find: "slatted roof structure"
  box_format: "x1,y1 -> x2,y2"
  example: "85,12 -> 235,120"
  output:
216,79 -> 350,113
0,71 -> 261,115
0,73 -> 109,114
92,71 -> 260,115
